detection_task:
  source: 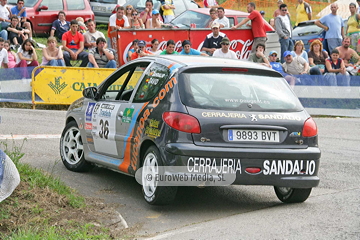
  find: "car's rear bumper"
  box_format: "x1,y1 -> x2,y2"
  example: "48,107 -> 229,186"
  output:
162,143 -> 320,188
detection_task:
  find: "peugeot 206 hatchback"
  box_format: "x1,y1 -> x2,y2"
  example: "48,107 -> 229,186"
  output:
60,56 -> 321,205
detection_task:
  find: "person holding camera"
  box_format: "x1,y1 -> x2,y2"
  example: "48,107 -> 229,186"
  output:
130,40 -> 154,60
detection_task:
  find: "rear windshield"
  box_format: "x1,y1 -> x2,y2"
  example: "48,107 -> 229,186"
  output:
292,24 -> 322,37
178,72 -> 303,112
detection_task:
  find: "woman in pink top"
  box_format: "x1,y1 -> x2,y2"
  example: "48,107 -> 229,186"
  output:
4,40 -> 16,68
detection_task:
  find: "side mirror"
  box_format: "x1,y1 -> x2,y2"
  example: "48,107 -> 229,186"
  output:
37,5 -> 48,11
83,87 -> 98,99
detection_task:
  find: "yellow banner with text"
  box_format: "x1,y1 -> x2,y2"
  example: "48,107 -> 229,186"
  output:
32,67 -> 141,105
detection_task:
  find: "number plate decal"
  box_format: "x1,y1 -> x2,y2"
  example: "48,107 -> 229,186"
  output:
228,129 -> 280,142
91,103 -> 121,155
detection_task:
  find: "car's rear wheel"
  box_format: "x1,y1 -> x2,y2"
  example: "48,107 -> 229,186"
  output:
141,146 -> 177,205
60,121 -> 92,172
274,186 -> 312,203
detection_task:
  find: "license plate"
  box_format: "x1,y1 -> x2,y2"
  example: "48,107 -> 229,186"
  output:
92,6 -> 106,12
228,129 -> 280,142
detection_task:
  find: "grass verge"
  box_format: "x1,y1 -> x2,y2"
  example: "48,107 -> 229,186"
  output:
0,140 -> 131,239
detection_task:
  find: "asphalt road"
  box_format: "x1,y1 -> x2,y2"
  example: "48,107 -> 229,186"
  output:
0,108 -> 359,239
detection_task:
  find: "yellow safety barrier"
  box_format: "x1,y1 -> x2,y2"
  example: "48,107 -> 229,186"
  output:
31,66 -> 142,107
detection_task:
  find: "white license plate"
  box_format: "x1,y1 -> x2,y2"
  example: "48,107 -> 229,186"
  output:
228,129 -> 280,142
92,6 -> 106,12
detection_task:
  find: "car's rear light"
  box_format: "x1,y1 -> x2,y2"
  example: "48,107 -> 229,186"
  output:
222,68 -> 248,72
163,112 -> 201,134
245,167 -> 261,174
308,38 -> 324,43
302,117 -> 318,137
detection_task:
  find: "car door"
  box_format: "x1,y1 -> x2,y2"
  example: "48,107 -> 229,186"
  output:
33,0 -> 64,33
84,61 -> 151,159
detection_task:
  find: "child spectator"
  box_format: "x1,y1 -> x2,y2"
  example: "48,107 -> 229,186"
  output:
76,17 -> 87,34
4,40 -> 16,68
41,37 -> 65,66
160,39 -> 178,55
127,39 -> 139,61
146,9 -> 163,29
180,40 -> 208,56
14,39 -> 39,78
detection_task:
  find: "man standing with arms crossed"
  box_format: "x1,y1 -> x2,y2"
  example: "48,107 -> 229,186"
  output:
275,3 -> 293,63
231,2 -> 267,53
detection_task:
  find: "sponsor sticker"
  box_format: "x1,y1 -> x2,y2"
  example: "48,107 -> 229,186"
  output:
85,102 -> 96,122
122,108 -> 134,123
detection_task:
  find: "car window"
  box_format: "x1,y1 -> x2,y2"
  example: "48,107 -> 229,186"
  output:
8,0 -> 37,7
228,17 -> 234,28
292,24 -> 322,37
179,72 -> 302,112
41,0 -> 64,10
66,0 -> 85,10
133,63 -> 171,102
101,63 -> 149,101
237,17 -> 251,29
171,11 -> 209,28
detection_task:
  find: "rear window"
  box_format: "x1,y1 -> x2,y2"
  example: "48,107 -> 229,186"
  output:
178,72 -> 302,112
66,0 -> 85,10
292,24 -> 322,37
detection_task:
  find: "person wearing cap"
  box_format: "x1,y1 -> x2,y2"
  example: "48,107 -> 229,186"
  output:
213,7 -> 230,28
315,3 -> 344,53
161,0 -> 175,24
201,22 -> 227,56
146,9 -> 163,29
248,43 -> 270,68
212,37 -> 237,59
88,37 -> 116,68
260,10 -> 265,18
268,50 -> 296,88
140,0 -> 161,25
131,40 -> 154,60
231,2 -> 267,53
295,0 -> 312,26
282,50 -> 315,85
275,3 -> 293,63
160,39 -> 179,55
180,40 -> 208,56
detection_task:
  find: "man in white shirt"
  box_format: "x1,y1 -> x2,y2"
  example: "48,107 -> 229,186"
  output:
0,0 -> 11,30
212,37 -> 237,59
275,3 -> 293,63
213,7 -> 230,28
0,37 -> 8,68
84,19 -> 105,50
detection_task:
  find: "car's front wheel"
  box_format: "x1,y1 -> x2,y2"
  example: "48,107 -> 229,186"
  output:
141,146 -> 177,205
60,121 -> 92,172
274,186 -> 312,203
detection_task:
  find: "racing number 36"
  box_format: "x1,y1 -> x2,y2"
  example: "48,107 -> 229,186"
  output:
99,119 -> 109,139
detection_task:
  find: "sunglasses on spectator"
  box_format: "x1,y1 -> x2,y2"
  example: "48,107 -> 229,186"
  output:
127,8 -> 132,10
132,13 -> 138,16
281,9 -> 287,11
221,43 -> 229,45
271,54 -> 277,57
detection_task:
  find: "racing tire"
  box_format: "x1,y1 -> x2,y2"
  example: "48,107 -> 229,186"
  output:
141,146 -> 177,205
60,121 -> 93,172
274,186 -> 312,203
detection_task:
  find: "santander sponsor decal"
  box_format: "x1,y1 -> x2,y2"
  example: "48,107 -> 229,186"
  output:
122,39 -> 253,64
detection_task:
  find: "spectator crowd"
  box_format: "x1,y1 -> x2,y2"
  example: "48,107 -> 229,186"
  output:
0,0 -> 358,87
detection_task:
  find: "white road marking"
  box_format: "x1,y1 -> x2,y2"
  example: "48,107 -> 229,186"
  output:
0,134 -> 61,140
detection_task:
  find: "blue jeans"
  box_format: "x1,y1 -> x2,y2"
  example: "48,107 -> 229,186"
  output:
88,60 -> 116,68
63,49 -> 89,67
0,30 -> 8,40
326,38 -> 342,54
46,59 -> 65,66
279,37 -> 294,63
